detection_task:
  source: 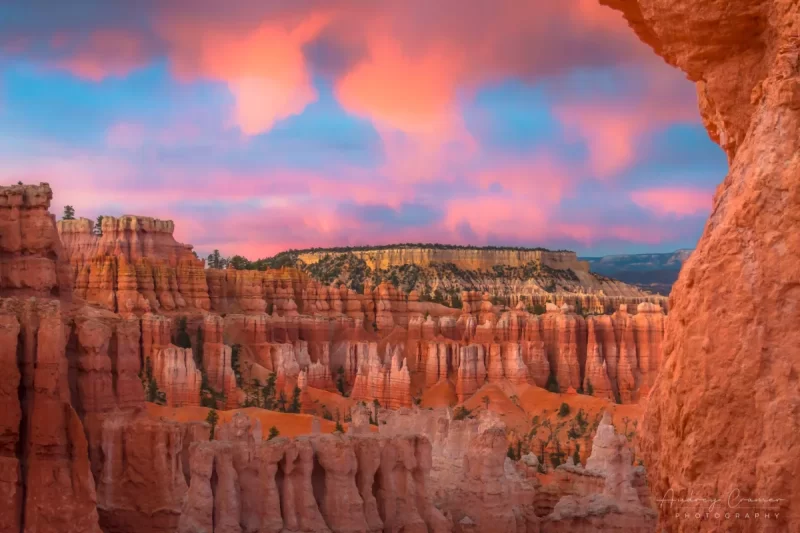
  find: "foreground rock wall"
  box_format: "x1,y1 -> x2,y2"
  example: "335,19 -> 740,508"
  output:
602,0 -> 800,530
179,413 -> 451,533
0,297 -> 101,533
379,407 -> 655,532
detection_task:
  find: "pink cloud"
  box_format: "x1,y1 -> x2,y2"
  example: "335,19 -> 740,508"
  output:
553,64 -> 700,179
630,187 -> 712,217
158,13 -> 330,135
55,30 -> 149,81
106,122 -> 146,150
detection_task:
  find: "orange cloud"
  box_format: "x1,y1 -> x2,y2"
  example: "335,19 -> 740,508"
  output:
159,13 -> 330,135
630,187 -> 712,217
335,34 -> 462,135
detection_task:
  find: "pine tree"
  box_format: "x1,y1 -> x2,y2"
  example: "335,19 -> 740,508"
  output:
289,386 -> 301,413
62,205 -> 75,220
206,409 -> 219,440
546,373 -> 560,393
175,317 -> 192,349
262,373 -> 277,410
277,391 -> 287,412
507,445 -> 516,460
94,215 -> 104,236
268,426 -> 280,440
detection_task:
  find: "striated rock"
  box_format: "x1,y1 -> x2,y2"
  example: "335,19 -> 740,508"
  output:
612,306 -> 638,403
0,183 -> 72,297
58,215 -> 209,313
206,268 -> 268,314
179,428 -> 450,533
583,319 -> 614,401
603,0 -> 800,529
631,302 -> 665,395
455,344 -> 487,403
89,413 -> 198,533
352,344 -> 412,408
500,343 -> 530,386
313,435 -> 368,532
0,298 -> 101,533
71,306 -> 145,414
201,314 -> 238,409
541,306 -> 584,391
151,346 -> 202,407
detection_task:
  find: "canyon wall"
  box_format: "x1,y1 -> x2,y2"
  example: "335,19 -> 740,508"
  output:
0,182 -> 670,532
51,212 -> 668,409
602,0 -> 800,531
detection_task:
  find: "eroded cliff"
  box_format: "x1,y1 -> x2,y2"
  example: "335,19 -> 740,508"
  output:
602,0 -> 800,530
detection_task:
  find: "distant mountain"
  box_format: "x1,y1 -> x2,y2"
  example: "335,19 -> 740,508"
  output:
580,249 -> 693,295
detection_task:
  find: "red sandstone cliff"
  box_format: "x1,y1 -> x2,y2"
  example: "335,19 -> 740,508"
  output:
58,216 -> 209,314
601,0 -> 800,530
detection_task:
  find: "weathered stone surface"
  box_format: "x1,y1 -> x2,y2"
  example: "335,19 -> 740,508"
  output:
0,298 -> 101,533
89,413 -> 196,533
602,0 -> 800,529
58,215 -> 209,314
0,183 -> 72,298
202,314 -> 239,409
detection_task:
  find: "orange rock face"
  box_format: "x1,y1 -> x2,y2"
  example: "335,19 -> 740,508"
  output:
602,0 -> 800,530
179,427 -> 450,533
71,305 -> 144,414
0,298 -> 101,533
0,183 -> 72,297
58,216 -> 209,314
351,343 -> 412,408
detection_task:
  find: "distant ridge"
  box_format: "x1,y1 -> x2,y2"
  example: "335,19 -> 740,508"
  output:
581,249 -> 693,295
274,242 -> 572,253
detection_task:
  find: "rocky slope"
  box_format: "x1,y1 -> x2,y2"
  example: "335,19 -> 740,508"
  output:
603,0 -> 800,531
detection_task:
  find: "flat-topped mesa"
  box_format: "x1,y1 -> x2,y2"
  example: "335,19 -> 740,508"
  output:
58,215 -> 209,314
0,182 -> 72,297
298,245 -> 590,272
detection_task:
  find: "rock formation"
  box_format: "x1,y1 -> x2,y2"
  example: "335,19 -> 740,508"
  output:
542,412 -> 656,531
0,296 -> 102,533
0,183 -> 72,297
602,0 -> 800,530
58,215 -> 209,313
178,416 -> 450,533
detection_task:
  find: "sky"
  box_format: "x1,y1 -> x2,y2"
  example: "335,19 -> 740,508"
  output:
0,0 -> 728,259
